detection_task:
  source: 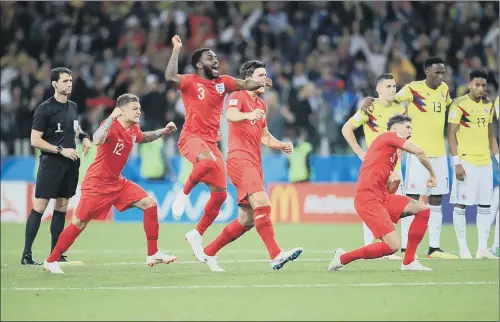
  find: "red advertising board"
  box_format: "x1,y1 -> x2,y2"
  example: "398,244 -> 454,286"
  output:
268,183 -> 362,223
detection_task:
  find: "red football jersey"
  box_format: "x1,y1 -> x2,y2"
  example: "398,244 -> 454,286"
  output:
178,74 -> 236,142
82,120 -> 143,194
356,132 -> 406,199
226,91 -> 267,166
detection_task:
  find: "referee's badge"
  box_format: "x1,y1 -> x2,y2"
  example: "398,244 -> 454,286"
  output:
55,123 -> 63,133
215,83 -> 225,94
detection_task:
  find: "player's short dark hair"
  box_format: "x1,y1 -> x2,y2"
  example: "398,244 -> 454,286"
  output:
116,93 -> 139,108
191,48 -> 211,69
387,114 -> 412,130
423,57 -> 444,69
375,73 -> 394,85
50,67 -> 72,82
239,60 -> 266,79
469,69 -> 488,81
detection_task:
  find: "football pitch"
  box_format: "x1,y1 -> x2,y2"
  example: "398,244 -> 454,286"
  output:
1,222 -> 498,321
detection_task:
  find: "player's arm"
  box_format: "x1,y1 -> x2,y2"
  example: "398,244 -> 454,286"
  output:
261,127 -> 293,153
446,102 -> 467,179
164,36 -> 182,88
401,140 -> 436,179
141,122 -> 177,143
394,84 -> 412,113
488,117 -> 499,163
234,78 -> 271,91
226,96 -> 265,122
93,108 -> 123,146
342,101 -> 371,159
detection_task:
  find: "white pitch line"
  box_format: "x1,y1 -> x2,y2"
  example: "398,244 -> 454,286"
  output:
1,281 -> 497,292
0,249 -> 337,255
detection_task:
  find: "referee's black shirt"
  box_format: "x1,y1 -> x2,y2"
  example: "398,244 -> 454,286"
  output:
32,96 -> 79,155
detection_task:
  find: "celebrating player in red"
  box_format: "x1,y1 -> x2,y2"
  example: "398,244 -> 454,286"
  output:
164,35 -> 271,261
43,94 -> 178,274
200,60 -> 302,271
329,114 -> 437,272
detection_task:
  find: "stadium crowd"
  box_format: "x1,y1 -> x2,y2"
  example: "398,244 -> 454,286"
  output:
1,1 -> 499,157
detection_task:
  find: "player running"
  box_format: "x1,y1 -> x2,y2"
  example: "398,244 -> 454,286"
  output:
200,60 -> 302,272
342,73 -> 410,260
164,36 -> 271,262
391,57 -> 458,259
43,94 -> 178,274
329,114 -> 436,272
447,70 -> 499,259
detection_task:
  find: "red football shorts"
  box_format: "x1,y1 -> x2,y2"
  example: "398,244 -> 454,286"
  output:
76,180 -> 149,221
178,133 -> 227,188
227,158 -> 265,205
354,192 -> 411,239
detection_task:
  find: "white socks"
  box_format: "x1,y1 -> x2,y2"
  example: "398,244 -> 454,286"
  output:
400,216 -> 414,249
428,205 -> 443,249
492,187 -> 499,250
493,211 -> 499,249
453,207 -> 468,251
476,206 -> 491,251
362,222 -> 374,246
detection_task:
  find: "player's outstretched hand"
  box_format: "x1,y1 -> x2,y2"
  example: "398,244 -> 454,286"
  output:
163,122 -> 177,134
455,164 -> 466,181
281,142 -> 294,154
247,109 -> 265,121
265,77 -> 273,87
360,97 -> 375,114
172,35 -> 182,49
110,107 -> 123,119
61,148 -> 79,161
427,176 -> 437,188
81,137 -> 91,156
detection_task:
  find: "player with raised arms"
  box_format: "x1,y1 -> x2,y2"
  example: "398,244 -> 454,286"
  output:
447,70 -> 499,259
164,36 -> 271,262
329,114 -> 436,271
342,73 -> 409,259
43,94 -> 178,274
201,60 -> 302,271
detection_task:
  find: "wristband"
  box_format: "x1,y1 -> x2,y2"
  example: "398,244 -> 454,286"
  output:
452,155 -> 461,166
495,154 -> 499,163
78,132 -> 90,141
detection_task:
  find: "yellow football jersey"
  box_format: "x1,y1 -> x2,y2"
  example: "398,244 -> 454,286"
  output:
395,80 -> 452,157
350,99 -> 406,170
448,95 -> 493,166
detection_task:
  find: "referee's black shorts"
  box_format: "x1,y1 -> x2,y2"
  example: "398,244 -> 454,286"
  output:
34,155 -> 80,199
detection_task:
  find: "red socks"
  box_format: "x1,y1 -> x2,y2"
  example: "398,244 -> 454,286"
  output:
340,242 -> 394,265
143,206 -> 159,256
254,206 -> 281,259
183,158 -> 217,194
204,219 -> 250,256
403,208 -> 430,265
46,224 -> 82,262
195,191 -> 227,236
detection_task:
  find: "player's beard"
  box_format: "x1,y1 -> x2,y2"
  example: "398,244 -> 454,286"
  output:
203,65 -> 217,80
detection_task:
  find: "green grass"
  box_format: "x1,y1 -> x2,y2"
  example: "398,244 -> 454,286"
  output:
1,222 -> 498,321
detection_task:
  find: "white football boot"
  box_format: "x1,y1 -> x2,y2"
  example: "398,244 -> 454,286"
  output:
146,250 -> 177,266
43,260 -> 64,274
328,248 -> 345,271
271,248 -> 303,270
383,253 -> 402,260
475,249 -> 499,259
401,260 -> 432,271
172,190 -> 189,219
206,256 -> 225,272
185,229 -> 207,263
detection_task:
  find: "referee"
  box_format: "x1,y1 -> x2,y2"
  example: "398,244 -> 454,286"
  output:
21,67 -> 91,265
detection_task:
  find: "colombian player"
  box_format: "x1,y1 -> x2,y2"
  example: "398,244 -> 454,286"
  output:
329,114 -> 436,271
392,57 -> 458,259
43,94 -> 178,273
492,96 -> 499,256
164,36 -> 270,262
448,70 -> 499,259
199,60 -> 302,272
342,73 -> 410,260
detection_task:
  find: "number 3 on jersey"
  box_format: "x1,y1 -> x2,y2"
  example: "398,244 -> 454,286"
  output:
113,140 -> 124,155
198,85 -> 205,100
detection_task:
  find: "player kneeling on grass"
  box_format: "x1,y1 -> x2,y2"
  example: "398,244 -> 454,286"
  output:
44,94 -> 178,274
201,60 -> 302,272
329,114 -> 436,272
